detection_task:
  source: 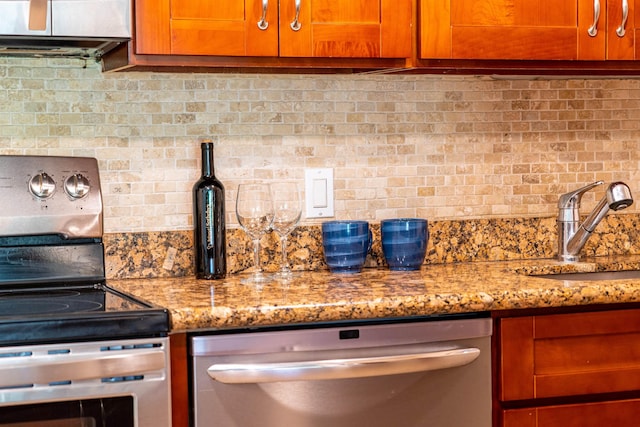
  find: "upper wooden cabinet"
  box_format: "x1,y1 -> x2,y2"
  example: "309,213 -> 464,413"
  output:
134,0 -> 412,59
420,0 -> 637,61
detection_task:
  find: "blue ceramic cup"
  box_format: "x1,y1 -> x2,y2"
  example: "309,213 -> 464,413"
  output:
381,218 -> 428,271
322,221 -> 372,273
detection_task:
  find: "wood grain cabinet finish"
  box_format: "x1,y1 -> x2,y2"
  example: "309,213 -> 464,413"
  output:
497,308 -> 640,427
503,400 -> 640,427
135,0 -> 412,59
420,0 -> 638,60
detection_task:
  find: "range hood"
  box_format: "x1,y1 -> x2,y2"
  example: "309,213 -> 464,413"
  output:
0,0 -> 131,60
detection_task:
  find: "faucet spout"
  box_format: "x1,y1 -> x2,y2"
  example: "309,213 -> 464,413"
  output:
558,182 -> 633,262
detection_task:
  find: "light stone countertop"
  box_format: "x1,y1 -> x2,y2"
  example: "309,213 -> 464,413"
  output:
110,255 -> 640,332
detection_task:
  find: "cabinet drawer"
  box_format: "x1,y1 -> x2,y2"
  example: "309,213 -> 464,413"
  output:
503,398 -> 640,427
499,309 -> 640,401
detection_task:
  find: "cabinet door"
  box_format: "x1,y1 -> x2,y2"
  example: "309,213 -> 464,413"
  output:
421,0 -> 637,61
503,399 -> 640,427
135,0 -> 278,56
135,0 -> 171,54
499,309 -> 640,402
171,0 -> 278,56
421,0 -> 608,60
279,0 -> 412,58
607,0 -> 636,59
583,0 -> 637,60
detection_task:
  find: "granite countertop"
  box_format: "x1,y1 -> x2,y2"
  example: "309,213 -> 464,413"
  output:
109,255 -> 640,333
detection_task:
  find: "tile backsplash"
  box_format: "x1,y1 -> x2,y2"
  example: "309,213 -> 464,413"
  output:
1,57 -> 640,237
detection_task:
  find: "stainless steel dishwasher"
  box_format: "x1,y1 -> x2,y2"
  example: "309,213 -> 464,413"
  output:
191,314 -> 492,427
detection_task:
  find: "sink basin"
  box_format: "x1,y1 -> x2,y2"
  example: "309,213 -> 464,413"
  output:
537,270 -> 640,281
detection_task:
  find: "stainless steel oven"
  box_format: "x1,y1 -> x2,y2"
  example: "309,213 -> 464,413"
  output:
0,155 -> 171,427
0,337 -> 170,426
191,315 -> 492,427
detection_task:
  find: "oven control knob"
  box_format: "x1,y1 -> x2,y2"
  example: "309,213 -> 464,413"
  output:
29,173 -> 56,199
64,174 -> 91,199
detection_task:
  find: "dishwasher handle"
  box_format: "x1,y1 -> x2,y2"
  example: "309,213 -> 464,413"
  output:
207,347 -> 481,384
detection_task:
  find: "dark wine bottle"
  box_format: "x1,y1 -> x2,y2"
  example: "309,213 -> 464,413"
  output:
193,140 -> 226,279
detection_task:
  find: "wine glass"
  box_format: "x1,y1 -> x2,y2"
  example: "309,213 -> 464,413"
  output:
271,181 -> 302,278
236,183 -> 274,283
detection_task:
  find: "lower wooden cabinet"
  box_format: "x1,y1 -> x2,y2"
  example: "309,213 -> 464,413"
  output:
503,399 -> 640,427
495,307 -> 640,426
170,333 -> 189,427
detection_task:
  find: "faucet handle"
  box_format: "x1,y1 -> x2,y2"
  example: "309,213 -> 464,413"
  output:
558,181 -> 604,209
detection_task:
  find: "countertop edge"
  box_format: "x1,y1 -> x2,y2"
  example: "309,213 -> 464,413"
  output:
110,257 -> 640,332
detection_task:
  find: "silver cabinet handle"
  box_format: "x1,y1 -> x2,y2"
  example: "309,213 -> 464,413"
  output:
617,0 -> 629,37
257,0 -> 269,30
0,350 -> 166,388
290,0 -> 302,31
207,347 -> 480,384
588,0 -> 601,37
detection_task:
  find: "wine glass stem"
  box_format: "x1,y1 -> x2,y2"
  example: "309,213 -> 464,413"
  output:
253,239 -> 263,274
280,235 -> 290,272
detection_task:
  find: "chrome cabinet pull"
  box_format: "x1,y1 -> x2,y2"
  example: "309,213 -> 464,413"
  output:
257,0 -> 269,30
617,0 -> 629,37
588,0 -> 600,37
290,0 -> 302,31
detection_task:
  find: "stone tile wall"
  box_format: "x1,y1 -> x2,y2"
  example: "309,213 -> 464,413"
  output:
2,57 -> 640,277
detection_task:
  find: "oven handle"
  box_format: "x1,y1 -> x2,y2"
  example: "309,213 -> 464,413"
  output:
207,347 -> 480,384
0,349 -> 166,388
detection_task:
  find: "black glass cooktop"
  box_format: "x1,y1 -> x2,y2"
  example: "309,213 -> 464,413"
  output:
0,283 -> 169,346
0,239 -> 169,346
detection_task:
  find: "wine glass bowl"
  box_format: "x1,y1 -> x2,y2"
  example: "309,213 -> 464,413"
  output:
271,182 -> 302,278
236,183 -> 274,283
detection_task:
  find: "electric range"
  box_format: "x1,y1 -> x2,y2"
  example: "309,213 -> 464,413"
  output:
0,154 -> 171,427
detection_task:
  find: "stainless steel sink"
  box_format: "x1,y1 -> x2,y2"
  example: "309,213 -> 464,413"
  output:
537,270 -> 640,281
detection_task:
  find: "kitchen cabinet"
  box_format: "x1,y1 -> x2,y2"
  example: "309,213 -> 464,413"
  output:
170,333 -> 189,427
503,400 -> 640,427
420,0 -> 637,60
134,0 -> 412,59
495,308 -> 640,427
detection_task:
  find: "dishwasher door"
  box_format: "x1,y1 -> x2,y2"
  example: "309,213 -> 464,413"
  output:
191,316 -> 492,427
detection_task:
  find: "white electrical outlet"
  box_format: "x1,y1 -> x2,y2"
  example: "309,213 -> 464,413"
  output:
304,168 -> 334,218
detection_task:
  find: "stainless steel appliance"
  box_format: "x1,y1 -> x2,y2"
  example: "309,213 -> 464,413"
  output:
0,0 -> 131,58
192,315 -> 492,427
0,155 -> 171,427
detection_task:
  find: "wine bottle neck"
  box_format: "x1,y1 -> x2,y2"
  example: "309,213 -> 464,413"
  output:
201,142 -> 215,177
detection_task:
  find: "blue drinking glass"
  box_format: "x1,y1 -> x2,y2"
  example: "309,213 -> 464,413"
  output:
381,218 -> 428,271
322,221 -> 372,273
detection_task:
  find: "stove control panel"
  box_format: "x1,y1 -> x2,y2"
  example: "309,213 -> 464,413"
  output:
0,155 -> 103,239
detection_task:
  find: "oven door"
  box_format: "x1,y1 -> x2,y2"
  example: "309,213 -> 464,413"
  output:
0,337 -> 171,427
191,317 -> 492,427
0,397 -> 134,426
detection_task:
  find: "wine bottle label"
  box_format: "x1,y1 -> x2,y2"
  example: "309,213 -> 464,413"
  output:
205,193 -> 214,250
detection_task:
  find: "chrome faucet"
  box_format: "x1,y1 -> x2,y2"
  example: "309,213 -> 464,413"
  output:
557,181 -> 633,262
